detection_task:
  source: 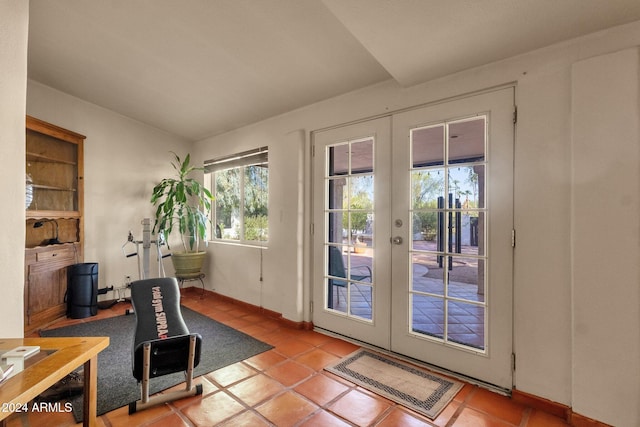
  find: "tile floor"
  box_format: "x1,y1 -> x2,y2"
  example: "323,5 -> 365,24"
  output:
10,288 -> 569,427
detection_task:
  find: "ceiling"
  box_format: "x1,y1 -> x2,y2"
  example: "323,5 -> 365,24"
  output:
28,0 -> 640,141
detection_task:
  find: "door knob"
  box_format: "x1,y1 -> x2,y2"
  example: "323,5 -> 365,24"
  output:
391,236 -> 403,245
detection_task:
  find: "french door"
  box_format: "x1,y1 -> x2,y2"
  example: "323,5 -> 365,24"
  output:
312,88 -> 514,389
312,117 -> 392,348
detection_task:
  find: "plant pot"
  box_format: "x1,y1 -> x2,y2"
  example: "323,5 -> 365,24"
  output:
171,251 -> 206,279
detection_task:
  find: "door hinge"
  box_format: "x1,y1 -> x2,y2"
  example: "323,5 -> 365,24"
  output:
512,353 -> 516,371
310,301 -> 313,313
511,229 -> 516,248
310,223 -> 314,236
513,106 -> 518,124
311,145 -> 315,157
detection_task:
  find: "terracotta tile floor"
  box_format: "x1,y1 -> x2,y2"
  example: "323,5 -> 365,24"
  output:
9,288 -> 569,426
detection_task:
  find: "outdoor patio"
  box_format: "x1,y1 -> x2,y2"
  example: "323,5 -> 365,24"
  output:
329,240 -> 485,350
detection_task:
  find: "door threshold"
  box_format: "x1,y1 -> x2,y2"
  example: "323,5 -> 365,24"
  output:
314,326 -> 511,397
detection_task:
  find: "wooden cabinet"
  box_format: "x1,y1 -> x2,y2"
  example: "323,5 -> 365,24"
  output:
24,245 -> 79,334
25,116 -> 85,334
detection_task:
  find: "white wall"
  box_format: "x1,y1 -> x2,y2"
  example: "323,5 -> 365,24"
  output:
0,0 -> 28,338
26,82 -> 191,296
192,127 -> 307,321
8,10 -> 638,425
194,21 -> 640,426
571,49 -> 640,425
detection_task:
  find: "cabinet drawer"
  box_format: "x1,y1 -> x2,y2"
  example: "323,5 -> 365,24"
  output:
35,247 -> 75,262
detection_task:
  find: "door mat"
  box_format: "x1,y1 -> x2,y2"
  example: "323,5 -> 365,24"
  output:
325,349 -> 463,419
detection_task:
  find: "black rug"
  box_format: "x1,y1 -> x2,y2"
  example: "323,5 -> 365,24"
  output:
40,307 -> 273,422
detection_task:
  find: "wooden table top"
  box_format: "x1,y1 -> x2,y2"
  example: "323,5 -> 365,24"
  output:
0,336 -> 109,419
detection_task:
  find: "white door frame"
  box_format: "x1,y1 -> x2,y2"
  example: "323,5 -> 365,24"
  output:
311,87 -> 515,389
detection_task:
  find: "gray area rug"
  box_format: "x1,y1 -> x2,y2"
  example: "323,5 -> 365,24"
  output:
40,306 -> 273,422
325,349 -> 463,419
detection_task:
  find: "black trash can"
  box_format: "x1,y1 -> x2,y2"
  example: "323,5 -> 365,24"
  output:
67,263 -> 99,319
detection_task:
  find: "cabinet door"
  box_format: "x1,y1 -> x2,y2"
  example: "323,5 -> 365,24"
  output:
26,116 -> 84,216
25,249 -> 75,330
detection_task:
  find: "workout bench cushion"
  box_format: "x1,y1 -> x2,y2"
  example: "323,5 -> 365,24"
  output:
130,278 -> 201,380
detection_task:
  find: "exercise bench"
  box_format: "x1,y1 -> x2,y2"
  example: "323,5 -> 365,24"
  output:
128,277 -> 203,414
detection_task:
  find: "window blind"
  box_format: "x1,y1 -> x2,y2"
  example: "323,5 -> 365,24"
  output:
204,146 -> 268,173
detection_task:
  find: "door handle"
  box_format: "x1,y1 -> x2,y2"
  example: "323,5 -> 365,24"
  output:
391,236 -> 403,245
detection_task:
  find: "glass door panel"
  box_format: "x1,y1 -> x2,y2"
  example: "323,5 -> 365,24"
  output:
326,138 -> 374,319
313,117 -> 391,348
409,115 -> 488,350
391,88 -> 514,390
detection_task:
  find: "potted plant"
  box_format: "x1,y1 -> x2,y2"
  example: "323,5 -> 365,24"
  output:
151,152 -> 213,278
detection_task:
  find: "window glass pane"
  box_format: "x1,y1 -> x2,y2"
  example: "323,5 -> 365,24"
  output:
348,250 -> 372,283
350,283 -> 372,320
447,301 -> 485,350
448,211 -> 483,257
244,165 -> 268,241
448,166 -> 483,209
462,166 -> 483,209
244,214 -> 268,241
351,138 -> 373,174
354,216 -> 373,251
448,256 -> 485,303
471,165 -> 485,209
349,211 -> 371,246
327,245 -> 347,280
349,175 -> 373,209
448,118 -> 485,164
327,245 -> 348,312
349,175 -> 373,217
412,168 -> 445,209
329,144 -> 349,176
215,168 -> 240,240
328,178 -> 347,210
412,294 -> 444,339
209,150 -> 269,243
328,280 -> 348,313
412,212 -> 439,248
327,212 -> 347,244
346,175 -> 373,250
412,254 -> 444,296
412,125 -> 444,167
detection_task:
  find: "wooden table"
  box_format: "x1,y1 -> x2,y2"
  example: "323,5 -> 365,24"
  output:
0,336 -> 109,427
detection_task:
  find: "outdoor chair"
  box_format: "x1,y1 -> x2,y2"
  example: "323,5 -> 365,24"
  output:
128,277 -> 203,414
328,245 -> 372,307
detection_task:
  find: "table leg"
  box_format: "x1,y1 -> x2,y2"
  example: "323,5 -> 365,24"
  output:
83,356 -> 98,427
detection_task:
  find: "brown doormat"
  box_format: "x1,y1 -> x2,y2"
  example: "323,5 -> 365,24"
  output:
325,349 -> 463,419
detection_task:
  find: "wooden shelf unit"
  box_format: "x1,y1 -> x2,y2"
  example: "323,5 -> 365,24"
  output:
24,116 -> 86,335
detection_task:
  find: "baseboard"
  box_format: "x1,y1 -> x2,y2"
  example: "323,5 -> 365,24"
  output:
512,389 -> 570,420
184,287 -> 313,330
569,413 -> 613,427
512,389 -> 613,426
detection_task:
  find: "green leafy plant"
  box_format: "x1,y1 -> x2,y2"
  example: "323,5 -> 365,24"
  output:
151,152 -> 213,252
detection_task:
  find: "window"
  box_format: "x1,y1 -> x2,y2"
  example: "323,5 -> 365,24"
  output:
205,147 -> 268,244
